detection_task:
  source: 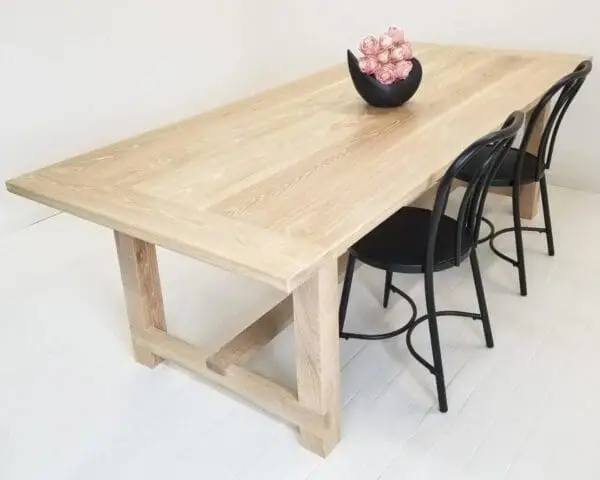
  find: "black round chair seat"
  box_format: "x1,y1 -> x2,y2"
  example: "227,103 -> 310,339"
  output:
456,146 -> 540,187
350,207 -> 474,274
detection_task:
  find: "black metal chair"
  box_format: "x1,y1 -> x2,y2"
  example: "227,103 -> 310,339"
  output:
457,61 -> 592,296
338,111 -> 525,413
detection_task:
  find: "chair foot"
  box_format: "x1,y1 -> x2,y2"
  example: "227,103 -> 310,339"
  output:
437,387 -> 448,413
434,375 -> 448,412
470,250 -> 494,348
519,283 -> 528,297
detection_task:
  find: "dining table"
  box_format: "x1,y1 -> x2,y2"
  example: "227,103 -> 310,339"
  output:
6,42 -> 589,457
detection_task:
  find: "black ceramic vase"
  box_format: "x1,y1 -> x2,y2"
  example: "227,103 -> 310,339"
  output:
347,50 -> 422,108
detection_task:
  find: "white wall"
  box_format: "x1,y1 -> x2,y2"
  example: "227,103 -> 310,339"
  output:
2,0 -> 598,233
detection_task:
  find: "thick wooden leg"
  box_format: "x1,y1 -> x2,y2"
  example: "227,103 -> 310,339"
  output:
293,258 -> 340,457
519,183 -> 540,220
114,231 -> 166,367
520,104 -> 550,220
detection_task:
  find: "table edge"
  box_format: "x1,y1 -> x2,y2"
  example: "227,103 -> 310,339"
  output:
5,178 -> 322,293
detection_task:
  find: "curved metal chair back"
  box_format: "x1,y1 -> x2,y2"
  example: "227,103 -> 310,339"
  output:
427,111 -> 526,272
519,61 -> 593,182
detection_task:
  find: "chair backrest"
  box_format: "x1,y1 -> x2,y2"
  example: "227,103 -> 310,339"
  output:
518,61 -> 592,182
426,111 -> 526,272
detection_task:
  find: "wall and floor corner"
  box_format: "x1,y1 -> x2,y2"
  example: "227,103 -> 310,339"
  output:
2,0 -> 598,234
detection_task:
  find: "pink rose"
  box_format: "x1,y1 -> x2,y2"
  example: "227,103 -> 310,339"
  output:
358,56 -> 379,75
375,64 -> 397,85
395,60 -> 413,80
387,25 -> 405,44
377,50 -> 390,64
359,35 -> 380,56
390,47 -> 404,62
400,42 -> 413,60
379,34 -> 394,50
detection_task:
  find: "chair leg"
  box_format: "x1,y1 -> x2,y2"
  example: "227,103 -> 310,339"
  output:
424,271 -> 448,413
338,254 -> 356,335
539,177 -> 555,257
512,185 -> 528,296
470,250 -> 494,348
383,270 -> 393,308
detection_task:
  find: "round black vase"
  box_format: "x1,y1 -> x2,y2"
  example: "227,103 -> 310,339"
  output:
347,50 -> 422,108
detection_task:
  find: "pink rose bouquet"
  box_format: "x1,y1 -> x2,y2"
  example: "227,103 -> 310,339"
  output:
357,25 -> 414,85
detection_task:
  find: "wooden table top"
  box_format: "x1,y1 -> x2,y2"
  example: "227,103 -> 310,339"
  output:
6,43 -> 589,292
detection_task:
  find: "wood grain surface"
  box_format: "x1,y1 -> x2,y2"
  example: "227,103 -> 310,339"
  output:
6,43 -> 588,292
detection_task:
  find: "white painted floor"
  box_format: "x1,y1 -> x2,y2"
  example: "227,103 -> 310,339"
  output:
2,185 -> 600,480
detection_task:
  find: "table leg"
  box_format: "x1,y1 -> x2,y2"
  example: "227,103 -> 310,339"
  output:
293,258 -> 341,457
520,104 -> 550,220
114,231 -> 166,367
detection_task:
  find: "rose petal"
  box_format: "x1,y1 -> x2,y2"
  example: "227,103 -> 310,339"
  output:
359,56 -> 378,74
377,50 -> 390,64
359,35 -> 380,56
400,42 -> 413,60
395,60 -> 413,80
387,25 -> 405,44
375,64 -> 398,85
379,34 -> 394,50
390,47 -> 404,62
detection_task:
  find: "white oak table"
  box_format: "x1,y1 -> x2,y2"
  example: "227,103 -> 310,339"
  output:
6,43 -> 588,457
